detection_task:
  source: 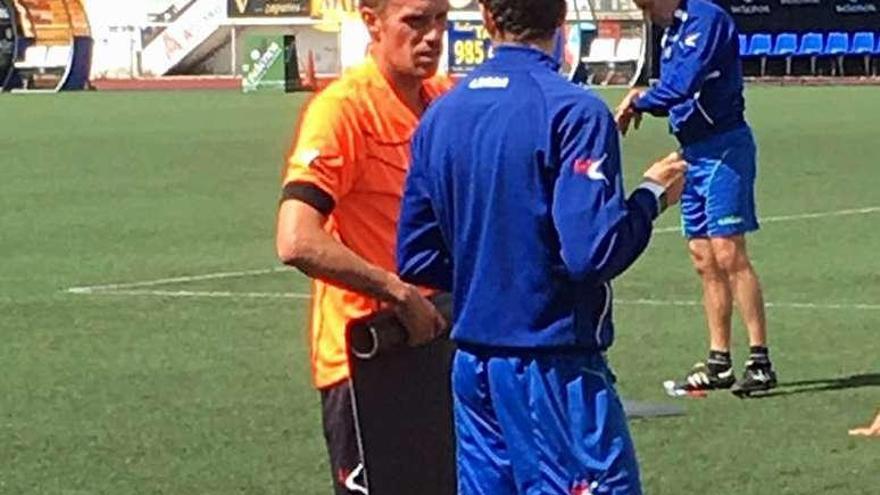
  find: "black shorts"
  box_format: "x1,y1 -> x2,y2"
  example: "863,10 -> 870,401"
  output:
321,379 -> 367,494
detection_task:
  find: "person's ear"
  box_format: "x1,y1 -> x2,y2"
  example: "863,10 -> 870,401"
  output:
361,7 -> 382,42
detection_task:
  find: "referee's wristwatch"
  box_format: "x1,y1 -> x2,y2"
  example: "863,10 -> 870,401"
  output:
637,179 -> 668,216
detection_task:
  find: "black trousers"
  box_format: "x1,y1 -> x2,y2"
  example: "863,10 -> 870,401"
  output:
321,379 -> 367,494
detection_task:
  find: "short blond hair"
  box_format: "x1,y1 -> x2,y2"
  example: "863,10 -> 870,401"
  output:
360,0 -> 388,12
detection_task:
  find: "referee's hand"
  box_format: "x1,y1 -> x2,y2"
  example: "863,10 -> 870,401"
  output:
392,283 -> 447,347
643,152 -> 687,207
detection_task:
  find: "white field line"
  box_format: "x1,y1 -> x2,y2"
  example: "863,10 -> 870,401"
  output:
66,267 -> 288,294
74,289 -> 311,300
63,205 -> 880,312
616,298 -> 880,311
70,289 -> 879,311
654,205 -> 880,234
66,205 -> 879,294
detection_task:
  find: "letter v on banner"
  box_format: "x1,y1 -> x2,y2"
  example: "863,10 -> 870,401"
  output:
235,0 -> 248,14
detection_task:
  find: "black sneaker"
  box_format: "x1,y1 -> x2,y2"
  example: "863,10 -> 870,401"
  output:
664,361 -> 736,397
684,361 -> 736,390
731,360 -> 778,397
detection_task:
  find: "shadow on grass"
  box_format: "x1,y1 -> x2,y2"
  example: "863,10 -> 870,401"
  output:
751,373 -> 880,399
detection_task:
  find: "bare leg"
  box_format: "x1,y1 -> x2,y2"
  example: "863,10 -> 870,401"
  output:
688,238 -> 732,352
709,235 -> 767,348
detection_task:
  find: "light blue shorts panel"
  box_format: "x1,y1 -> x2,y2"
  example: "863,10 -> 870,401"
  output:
680,126 -> 760,238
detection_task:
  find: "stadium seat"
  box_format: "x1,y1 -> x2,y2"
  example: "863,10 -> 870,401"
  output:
851,32 -> 876,54
875,34 -> 880,75
748,33 -> 772,56
747,34 -> 772,76
582,38 -> 617,84
45,45 -> 73,68
771,33 -> 798,75
583,38 -> 617,64
613,38 -> 642,63
825,32 -> 850,75
14,45 -> 48,70
825,32 -> 850,55
850,32 -> 875,76
797,33 -> 824,75
15,44 -> 71,70
798,33 -> 824,55
772,33 -> 798,56
738,34 -> 748,58
13,44 -> 72,91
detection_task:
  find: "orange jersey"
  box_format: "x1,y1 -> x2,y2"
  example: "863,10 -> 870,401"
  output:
282,56 -> 452,389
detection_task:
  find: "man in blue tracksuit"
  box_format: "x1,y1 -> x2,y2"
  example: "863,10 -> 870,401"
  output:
396,1 -> 686,493
616,0 -> 778,395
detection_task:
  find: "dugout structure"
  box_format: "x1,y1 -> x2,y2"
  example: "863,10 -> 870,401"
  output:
6,0 -> 92,92
0,0 -> 16,90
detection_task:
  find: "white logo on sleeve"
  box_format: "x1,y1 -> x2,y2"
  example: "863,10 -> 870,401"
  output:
683,32 -> 701,48
574,154 -> 609,183
296,148 -> 320,168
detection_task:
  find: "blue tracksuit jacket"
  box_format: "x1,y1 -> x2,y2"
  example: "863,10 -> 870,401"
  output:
396,45 -> 663,353
634,0 -> 747,145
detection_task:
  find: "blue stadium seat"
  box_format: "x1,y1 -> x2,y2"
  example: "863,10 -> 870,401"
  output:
851,32 -> 876,55
851,32 -> 876,76
798,33 -> 824,56
825,32 -> 849,75
748,34 -> 772,56
825,32 -> 849,55
739,34 -> 748,57
797,33 -> 824,75
772,33 -> 798,56
748,33 -> 772,76
771,33 -> 798,75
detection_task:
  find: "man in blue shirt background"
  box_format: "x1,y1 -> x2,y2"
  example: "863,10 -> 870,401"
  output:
396,0 -> 686,492
616,0 -> 778,396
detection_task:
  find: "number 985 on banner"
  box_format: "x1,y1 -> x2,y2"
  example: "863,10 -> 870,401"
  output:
453,39 -> 486,66
447,21 -> 493,74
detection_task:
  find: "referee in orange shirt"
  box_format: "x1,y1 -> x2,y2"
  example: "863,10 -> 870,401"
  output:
275,0 -> 451,493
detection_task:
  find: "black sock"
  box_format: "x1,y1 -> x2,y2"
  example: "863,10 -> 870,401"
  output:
749,346 -> 770,366
707,350 -> 732,374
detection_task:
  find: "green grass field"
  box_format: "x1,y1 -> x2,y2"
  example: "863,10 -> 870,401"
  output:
1,87 -> 877,494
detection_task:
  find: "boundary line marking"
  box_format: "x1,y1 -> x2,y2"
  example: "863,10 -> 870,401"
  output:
69,289 -> 880,311
654,205 -> 880,234
75,289 -> 312,300
616,298 -> 880,311
66,267 -> 287,294
63,205 -> 880,313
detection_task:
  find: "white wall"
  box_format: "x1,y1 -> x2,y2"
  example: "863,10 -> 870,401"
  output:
90,27 -> 140,78
84,0 -> 193,78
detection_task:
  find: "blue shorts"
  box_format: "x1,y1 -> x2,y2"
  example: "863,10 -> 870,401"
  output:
680,125 -> 760,239
452,348 -> 641,495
